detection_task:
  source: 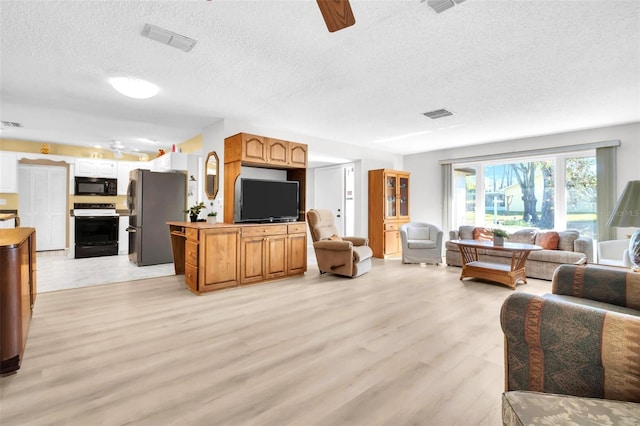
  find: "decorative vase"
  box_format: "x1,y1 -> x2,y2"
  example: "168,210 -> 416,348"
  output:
207,216 -> 217,224
494,236 -> 505,246
190,214 -> 198,222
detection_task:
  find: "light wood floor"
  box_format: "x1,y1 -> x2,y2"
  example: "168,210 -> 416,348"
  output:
0,259 -> 550,426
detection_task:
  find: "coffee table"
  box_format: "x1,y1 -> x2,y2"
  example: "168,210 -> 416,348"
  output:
451,239 -> 542,289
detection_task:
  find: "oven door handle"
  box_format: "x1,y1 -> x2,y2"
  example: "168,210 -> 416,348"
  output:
125,226 -> 137,233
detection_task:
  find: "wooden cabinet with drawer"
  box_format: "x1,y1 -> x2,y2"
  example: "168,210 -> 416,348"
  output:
169,222 -> 306,295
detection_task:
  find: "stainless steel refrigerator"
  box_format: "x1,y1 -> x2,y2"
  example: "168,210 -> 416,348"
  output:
127,169 -> 186,266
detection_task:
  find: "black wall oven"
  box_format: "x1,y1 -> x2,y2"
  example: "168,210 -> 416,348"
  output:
74,203 -> 119,259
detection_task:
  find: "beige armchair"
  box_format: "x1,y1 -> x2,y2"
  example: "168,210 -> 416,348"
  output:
306,209 -> 373,278
399,222 -> 443,264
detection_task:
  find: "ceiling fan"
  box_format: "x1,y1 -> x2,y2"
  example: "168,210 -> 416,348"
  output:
204,0 -> 355,33
108,140 -> 142,159
316,0 -> 355,32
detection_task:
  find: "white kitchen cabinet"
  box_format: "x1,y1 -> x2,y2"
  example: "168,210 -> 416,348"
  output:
116,161 -> 152,195
75,158 -> 117,178
0,151 -> 18,192
118,216 -> 129,255
150,152 -> 188,172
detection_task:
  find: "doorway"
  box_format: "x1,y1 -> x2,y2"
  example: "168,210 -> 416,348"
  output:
314,163 -> 355,236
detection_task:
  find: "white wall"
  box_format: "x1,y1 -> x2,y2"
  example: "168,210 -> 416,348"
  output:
404,122 -> 640,238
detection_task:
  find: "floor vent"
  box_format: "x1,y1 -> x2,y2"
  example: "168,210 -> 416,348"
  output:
422,109 -> 454,119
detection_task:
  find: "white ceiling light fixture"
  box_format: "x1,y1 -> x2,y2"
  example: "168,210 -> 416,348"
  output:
109,77 -> 159,99
141,23 -> 197,52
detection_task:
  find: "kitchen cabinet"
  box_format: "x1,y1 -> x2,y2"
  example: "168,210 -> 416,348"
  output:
116,161 -> 151,195
368,169 -> 410,258
0,227 -> 36,374
75,158 -> 117,178
150,152 -> 188,172
0,151 -> 18,193
118,216 -> 129,254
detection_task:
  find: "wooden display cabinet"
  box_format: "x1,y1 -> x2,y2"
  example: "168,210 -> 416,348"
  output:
368,169 -> 410,258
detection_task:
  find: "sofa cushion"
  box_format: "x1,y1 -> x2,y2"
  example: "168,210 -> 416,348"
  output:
535,231 -> 560,250
408,240 -> 436,249
458,225 -> 475,240
509,229 -> 536,245
502,391 -> 640,426
407,227 -> 430,240
527,250 -> 586,264
558,230 -> 580,252
473,227 -> 493,241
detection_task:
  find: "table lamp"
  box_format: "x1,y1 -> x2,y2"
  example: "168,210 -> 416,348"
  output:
606,180 -> 640,271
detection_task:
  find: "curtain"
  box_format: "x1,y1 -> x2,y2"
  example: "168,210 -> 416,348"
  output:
596,146 -> 617,241
441,163 -> 452,237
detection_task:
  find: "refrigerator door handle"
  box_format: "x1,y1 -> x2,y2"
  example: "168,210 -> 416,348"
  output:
125,226 -> 137,233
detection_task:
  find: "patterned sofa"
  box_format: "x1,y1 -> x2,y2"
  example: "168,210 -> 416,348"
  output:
446,226 -> 593,280
500,264 -> 640,425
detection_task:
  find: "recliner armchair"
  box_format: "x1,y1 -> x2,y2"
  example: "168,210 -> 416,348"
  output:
306,209 -> 373,278
399,222 -> 443,264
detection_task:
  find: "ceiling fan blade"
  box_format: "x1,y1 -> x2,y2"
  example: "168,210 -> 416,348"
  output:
317,0 -> 355,33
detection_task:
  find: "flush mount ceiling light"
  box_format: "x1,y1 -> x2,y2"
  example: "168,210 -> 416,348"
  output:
109,77 -> 159,99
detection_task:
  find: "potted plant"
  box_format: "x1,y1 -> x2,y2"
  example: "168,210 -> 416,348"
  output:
491,228 -> 509,246
186,201 -> 206,222
206,211 -> 217,224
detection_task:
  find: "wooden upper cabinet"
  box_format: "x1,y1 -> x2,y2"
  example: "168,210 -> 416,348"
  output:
289,142 -> 307,168
225,133 -> 307,168
266,138 -> 289,166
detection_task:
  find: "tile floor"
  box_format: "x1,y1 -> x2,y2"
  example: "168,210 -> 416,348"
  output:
36,248 -> 318,293
36,251 -> 176,293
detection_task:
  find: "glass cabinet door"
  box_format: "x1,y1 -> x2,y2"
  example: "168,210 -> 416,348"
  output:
398,175 -> 409,217
385,174 -> 396,217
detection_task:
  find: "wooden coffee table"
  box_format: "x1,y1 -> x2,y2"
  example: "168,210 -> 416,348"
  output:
451,239 -> 542,289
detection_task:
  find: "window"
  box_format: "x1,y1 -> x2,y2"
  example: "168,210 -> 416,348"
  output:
451,151 -> 597,238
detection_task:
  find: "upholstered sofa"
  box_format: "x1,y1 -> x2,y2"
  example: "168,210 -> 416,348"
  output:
446,226 -> 593,280
500,264 -> 640,424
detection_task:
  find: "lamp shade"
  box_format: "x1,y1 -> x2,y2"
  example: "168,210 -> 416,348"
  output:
606,180 -> 640,227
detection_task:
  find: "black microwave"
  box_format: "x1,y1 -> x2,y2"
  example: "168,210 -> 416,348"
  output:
74,177 -> 117,196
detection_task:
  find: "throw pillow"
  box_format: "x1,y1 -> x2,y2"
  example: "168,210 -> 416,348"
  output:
509,229 -> 537,245
535,231 -> 560,250
473,227 -> 493,241
558,230 -> 580,251
327,234 -> 342,241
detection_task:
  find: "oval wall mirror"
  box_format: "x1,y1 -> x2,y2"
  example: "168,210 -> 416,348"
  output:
205,151 -> 219,199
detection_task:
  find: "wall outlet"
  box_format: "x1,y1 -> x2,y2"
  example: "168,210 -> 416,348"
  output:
0,199 -> 6,205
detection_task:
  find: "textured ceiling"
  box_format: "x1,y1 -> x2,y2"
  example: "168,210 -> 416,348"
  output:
1,0 -> 639,158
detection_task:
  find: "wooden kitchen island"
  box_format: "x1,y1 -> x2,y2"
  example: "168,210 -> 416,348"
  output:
168,221 -> 307,295
1,227 -> 36,374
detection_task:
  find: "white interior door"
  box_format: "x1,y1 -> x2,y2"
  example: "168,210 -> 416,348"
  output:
315,165 -> 347,235
18,164 -> 67,251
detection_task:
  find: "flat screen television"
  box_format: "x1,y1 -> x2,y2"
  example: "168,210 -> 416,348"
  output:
235,178 -> 299,223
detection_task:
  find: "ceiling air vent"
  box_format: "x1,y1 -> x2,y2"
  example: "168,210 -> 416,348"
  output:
423,0 -> 467,14
422,109 -> 454,119
141,24 -> 197,53
1,121 -> 23,128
